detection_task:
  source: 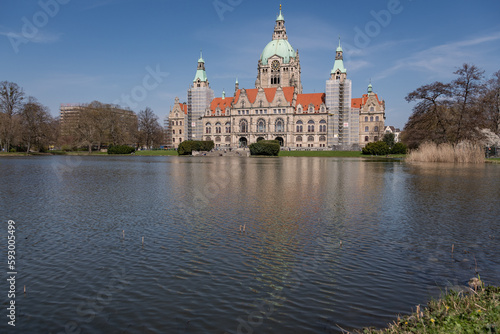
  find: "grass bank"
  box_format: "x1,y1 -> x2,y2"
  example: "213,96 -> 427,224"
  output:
134,150 -> 178,156
407,141 -> 484,163
279,150 -> 363,157
360,283 -> 499,334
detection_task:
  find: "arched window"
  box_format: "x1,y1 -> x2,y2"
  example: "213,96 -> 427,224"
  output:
365,126 -> 369,132
225,136 -> 231,143
225,122 -> 231,133
370,106 -> 375,112
375,116 -> 379,122
374,126 -> 379,132
298,107 -> 302,113
374,136 -> 378,141
215,122 -> 222,134
296,120 -> 303,132
365,116 -> 368,122
319,119 -> 327,132
319,135 -> 326,142
370,116 -> 374,122
215,136 -> 221,142
179,129 -> 182,135
173,138 -> 176,143
175,121 -> 178,126
296,136 -> 302,142
365,136 -> 369,142
205,122 -> 212,134
308,136 -> 314,142
240,120 -> 248,133
309,106 -> 314,113
173,129 -> 176,135
179,121 -> 182,126
307,120 -> 315,133
257,119 -> 266,132
275,118 -> 284,132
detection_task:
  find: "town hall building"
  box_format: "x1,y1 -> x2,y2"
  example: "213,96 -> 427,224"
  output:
166,6 -> 385,150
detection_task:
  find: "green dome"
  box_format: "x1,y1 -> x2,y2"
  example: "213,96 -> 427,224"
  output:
260,39 -> 296,65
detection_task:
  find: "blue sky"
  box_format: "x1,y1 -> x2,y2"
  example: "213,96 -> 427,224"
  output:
1,0 -> 500,128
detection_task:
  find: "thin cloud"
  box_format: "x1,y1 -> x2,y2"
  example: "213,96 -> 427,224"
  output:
375,31 -> 500,80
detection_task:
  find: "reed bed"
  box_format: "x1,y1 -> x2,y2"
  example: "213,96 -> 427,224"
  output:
406,141 -> 484,163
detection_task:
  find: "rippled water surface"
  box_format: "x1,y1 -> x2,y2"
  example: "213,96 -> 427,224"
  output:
1,156 -> 499,333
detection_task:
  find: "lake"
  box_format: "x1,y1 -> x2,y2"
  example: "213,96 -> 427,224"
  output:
0,156 -> 499,333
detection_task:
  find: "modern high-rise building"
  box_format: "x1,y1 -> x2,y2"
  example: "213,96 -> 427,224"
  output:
168,6 -> 385,150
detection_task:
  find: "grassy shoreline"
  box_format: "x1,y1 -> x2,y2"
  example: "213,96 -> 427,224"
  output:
359,283 -> 499,334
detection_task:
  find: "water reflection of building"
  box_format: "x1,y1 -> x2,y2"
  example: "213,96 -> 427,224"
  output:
166,6 -> 386,150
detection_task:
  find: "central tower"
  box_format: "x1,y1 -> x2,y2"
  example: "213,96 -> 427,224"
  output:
255,5 -> 302,93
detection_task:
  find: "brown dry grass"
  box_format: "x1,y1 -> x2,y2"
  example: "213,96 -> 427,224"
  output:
406,141 -> 484,163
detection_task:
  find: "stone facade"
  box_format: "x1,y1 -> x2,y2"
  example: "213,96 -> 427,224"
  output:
353,84 -> 386,147
167,6 -> 386,151
165,97 -> 188,148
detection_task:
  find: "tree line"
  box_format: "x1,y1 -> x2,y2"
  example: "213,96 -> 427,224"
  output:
402,64 -> 500,149
0,81 -> 165,153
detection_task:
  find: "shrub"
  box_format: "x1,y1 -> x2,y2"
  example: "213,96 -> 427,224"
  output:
362,141 -> 390,155
390,142 -> 408,154
249,140 -> 280,156
108,145 -> 135,154
177,141 -> 214,155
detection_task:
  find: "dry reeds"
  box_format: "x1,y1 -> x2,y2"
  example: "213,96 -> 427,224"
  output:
406,141 -> 484,164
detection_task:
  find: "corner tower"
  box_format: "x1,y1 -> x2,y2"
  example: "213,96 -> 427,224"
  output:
255,5 -> 302,93
188,50 -> 214,140
326,39 -> 359,149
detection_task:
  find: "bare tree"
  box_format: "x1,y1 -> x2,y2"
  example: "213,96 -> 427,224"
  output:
137,107 -> 161,149
451,63 -> 485,143
0,81 -> 25,151
20,97 -> 53,152
481,70 -> 500,135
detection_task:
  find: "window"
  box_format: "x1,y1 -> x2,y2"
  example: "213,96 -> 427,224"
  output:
374,136 -> 378,141
216,122 -> 222,134
179,129 -> 182,135
240,120 -> 248,133
370,116 -> 374,122
376,116 -> 379,122
225,136 -> 231,143
175,121 -> 178,126
365,126 -> 369,132
370,106 -> 375,112
319,136 -> 326,142
275,119 -> 284,132
179,121 -> 182,126
365,116 -> 368,122
319,119 -> 327,132
298,107 -> 302,113
173,129 -> 176,135
257,119 -> 266,132
374,126 -> 379,132
308,136 -> 314,142
225,122 -> 231,133
307,120 -> 315,133
296,136 -> 302,142
215,136 -> 221,142
173,138 -> 176,143
364,136 -> 369,142
296,120 -> 303,132
205,122 -> 212,134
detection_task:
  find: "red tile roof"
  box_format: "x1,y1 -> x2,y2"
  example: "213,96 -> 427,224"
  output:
295,93 -> 325,111
209,97 -> 234,115
351,94 -> 383,108
233,86 -> 295,104
180,103 -> 188,114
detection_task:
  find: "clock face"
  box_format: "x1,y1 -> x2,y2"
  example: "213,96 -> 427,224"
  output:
271,60 -> 280,71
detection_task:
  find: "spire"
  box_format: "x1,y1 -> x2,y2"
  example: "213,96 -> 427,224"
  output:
235,77 -> 239,91
273,4 -> 287,40
193,51 -> 209,85
331,37 -> 347,80
277,4 -> 284,21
